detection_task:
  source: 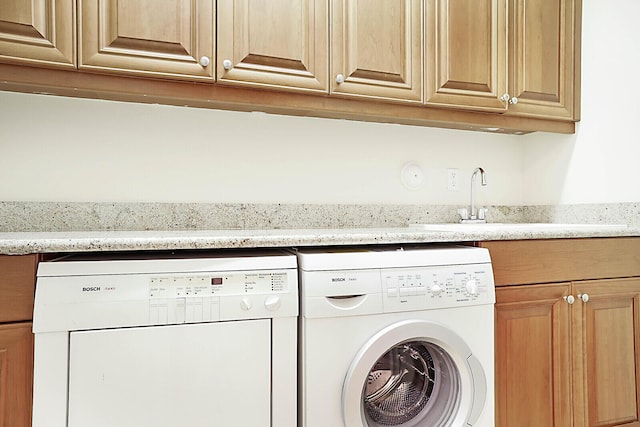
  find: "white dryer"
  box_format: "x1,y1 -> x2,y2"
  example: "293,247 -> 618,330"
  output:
297,245 -> 495,427
32,250 -> 298,427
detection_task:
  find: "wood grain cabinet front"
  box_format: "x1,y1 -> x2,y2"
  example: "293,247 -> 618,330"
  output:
425,0 -> 580,120
0,255 -> 38,427
0,0 -> 76,69
78,0 -> 215,81
331,0 -> 423,103
485,239 -> 640,427
217,0 -> 329,93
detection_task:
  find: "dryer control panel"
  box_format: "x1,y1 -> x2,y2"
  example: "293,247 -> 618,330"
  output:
34,253 -> 299,333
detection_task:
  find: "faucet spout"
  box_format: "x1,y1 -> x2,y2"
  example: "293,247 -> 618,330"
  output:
470,167 -> 487,220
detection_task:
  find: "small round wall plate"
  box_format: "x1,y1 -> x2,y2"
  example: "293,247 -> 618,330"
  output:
401,162 -> 424,190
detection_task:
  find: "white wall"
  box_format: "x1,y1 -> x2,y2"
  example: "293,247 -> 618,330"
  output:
1,0 -> 638,207
0,91 -> 523,205
522,0 -> 640,204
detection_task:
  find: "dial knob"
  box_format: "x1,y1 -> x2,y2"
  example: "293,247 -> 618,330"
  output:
240,298 -> 252,311
430,284 -> 443,296
264,296 -> 282,311
465,279 -> 479,295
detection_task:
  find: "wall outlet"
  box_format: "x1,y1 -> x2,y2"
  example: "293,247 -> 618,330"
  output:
447,168 -> 459,191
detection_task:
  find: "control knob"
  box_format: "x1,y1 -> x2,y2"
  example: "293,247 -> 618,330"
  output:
430,284 -> 443,296
264,296 -> 282,311
465,279 -> 479,295
240,298 -> 252,311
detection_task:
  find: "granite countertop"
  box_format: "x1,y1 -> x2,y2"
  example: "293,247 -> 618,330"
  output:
1,223 -> 639,255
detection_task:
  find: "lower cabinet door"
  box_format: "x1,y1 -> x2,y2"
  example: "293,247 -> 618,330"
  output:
573,278 -> 640,427
495,284 -> 573,427
0,322 -> 34,427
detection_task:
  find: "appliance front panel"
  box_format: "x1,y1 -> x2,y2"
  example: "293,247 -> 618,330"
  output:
68,320 -> 271,427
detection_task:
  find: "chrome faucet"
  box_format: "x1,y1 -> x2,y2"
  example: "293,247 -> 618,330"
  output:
459,167 -> 487,223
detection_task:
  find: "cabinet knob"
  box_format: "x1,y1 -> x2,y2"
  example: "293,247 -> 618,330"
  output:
578,293 -> 590,303
501,93 -> 518,105
336,74 -> 345,84
199,56 -> 210,67
564,295 -> 575,305
223,59 -> 233,70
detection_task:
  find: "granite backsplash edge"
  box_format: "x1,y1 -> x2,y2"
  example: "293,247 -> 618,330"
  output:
1,202 -> 638,232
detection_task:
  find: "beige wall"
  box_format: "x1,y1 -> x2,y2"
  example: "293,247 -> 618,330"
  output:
1,0 -> 638,207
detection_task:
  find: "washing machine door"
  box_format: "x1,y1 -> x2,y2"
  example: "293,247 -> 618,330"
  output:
342,320 -> 486,427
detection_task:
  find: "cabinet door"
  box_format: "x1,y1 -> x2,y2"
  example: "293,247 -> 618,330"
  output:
0,323 -> 34,427
572,278 -> 640,427
495,284 -> 573,427
0,0 -> 75,69
425,0 -> 507,112
0,255 -> 38,323
79,0 -> 214,81
507,0 -> 578,119
217,0 -> 328,93
331,0 -> 423,102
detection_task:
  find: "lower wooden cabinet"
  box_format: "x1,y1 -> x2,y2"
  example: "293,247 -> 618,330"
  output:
487,238 -> 640,427
0,323 -> 34,427
0,254 -> 37,427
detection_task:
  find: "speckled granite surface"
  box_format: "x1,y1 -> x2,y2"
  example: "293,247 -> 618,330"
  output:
0,202 -> 638,255
0,202 -> 527,232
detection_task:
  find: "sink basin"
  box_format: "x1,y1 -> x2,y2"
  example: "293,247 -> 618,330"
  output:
409,223 -> 629,233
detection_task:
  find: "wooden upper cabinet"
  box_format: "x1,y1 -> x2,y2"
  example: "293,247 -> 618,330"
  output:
425,0 -> 507,112
331,0 -> 423,103
78,0 -> 214,81
507,0 -> 579,120
0,0 -> 76,69
217,0 -> 328,93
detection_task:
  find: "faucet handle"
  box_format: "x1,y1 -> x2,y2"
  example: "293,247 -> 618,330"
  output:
478,208 -> 488,220
457,208 -> 469,221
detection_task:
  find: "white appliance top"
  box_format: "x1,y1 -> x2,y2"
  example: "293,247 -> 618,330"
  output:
34,250 -> 298,333
296,244 -> 491,271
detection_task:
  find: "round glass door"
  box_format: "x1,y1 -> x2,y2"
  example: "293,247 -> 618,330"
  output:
342,320 -> 486,427
363,340 -> 460,426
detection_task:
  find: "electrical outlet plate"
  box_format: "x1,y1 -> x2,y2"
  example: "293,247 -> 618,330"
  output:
447,168 -> 459,191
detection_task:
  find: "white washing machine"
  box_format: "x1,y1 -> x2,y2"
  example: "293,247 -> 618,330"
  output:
297,245 -> 495,427
32,250 -> 298,427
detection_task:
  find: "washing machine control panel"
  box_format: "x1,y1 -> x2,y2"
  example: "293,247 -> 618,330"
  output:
382,264 -> 495,311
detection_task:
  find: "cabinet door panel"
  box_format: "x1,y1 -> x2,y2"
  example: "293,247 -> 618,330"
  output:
495,284 -> 572,427
425,0 -> 506,111
331,0 -> 422,102
217,0 -> 328,92
79,0 -> 214,80
508,0 -> 577,119
0,0 -> 75,68
0,323 -> 34,427
0,255 -> 37,323
573,279 -> 640,427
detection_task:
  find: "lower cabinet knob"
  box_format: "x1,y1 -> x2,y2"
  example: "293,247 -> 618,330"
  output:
199,56 -> 210,67
336,74 -> 345,84
564,295 -> 575,305
223,59 -> 233,70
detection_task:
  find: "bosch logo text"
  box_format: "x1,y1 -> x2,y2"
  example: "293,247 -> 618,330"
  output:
82,287 -> 101,292
331,278 -> 346,282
